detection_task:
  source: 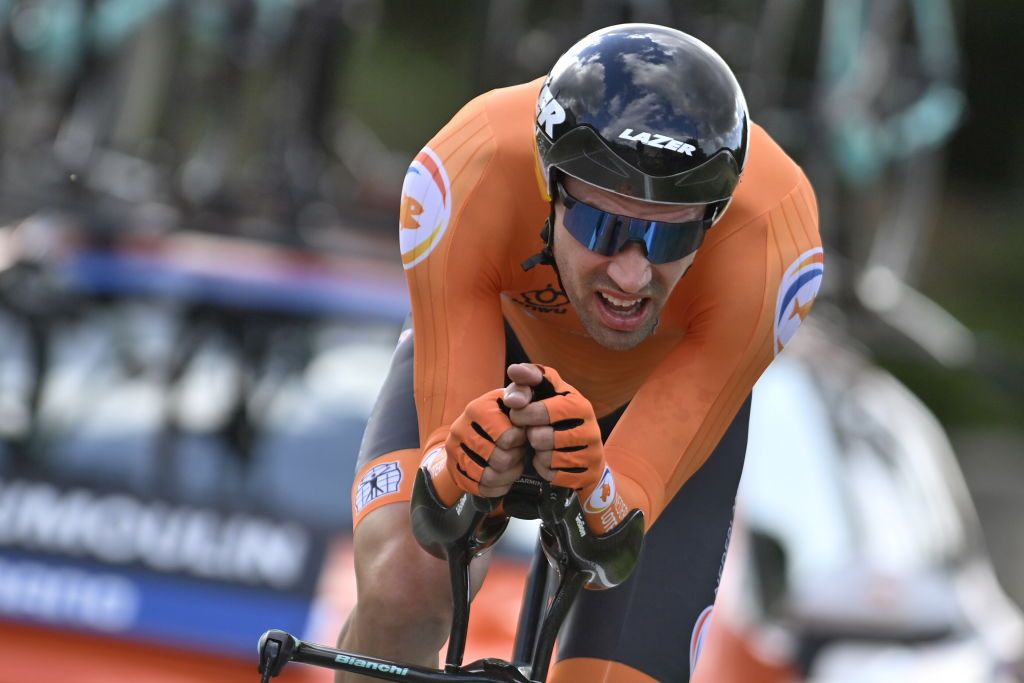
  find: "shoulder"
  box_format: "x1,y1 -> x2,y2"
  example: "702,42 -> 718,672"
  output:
428,78 -> 542,155
666,123 -> 822,335
694,123 -> 820,269
717,123 -> 816,233
476,78 -> 547,186
420,78 -> 544,201
400,80 -> 548,276
477,77 -> 544,120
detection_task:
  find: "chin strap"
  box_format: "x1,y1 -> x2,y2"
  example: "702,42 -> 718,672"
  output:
520,218 -> 555,271
520,217 -> 567,295
524,214 -> 573,296
523,179 -> 568,305
523,174 -> 559,273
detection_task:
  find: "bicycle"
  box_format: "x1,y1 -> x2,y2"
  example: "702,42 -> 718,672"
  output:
257,463 -> 645,683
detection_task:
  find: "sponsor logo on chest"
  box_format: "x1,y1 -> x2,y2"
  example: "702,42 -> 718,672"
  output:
511,283 -> 569,315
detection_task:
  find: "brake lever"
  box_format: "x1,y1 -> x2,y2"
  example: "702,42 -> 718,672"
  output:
257,630 -> 297,681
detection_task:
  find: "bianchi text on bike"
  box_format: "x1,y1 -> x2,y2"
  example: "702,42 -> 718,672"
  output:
335,654 -> 409,676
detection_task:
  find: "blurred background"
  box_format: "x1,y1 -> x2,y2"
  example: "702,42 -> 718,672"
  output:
0,1 -> 1021,681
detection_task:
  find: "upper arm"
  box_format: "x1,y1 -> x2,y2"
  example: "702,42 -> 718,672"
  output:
399,97 -> 516,450
605,175 -> 823,525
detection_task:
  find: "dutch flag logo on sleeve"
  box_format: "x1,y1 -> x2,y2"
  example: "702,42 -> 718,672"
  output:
774,247 -> 824,354
399,146 -> 452,270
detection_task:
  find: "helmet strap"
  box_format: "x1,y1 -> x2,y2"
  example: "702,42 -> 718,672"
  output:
520,217 -> 555,271
520,214 -> 568,299
521,173 -> 561,275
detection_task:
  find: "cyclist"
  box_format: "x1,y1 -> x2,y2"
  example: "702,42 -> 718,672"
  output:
338,23 -> 823,683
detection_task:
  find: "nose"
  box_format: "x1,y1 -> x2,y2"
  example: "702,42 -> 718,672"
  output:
606,242 -> 651,293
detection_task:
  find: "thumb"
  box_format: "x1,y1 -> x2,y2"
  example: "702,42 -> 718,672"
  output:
506,363 -> 544,387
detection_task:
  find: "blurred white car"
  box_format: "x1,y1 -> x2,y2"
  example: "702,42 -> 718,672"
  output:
711,320 -> 1024,683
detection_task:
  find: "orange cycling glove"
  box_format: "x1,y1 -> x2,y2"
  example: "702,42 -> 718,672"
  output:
530,366 -> 605,491
443,388 -> 515,498
531,366 -> 630,534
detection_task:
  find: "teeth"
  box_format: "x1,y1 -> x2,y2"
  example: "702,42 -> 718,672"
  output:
599,292 -> 641,308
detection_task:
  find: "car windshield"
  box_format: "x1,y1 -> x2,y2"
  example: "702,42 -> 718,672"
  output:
740,349 -> 970,586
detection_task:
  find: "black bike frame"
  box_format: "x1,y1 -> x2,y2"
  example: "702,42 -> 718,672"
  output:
259,468 -> 644,683
258,544 -> 558,683
271,637 -> 519,682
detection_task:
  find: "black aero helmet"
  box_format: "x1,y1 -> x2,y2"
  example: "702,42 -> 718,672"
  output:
535,24 -> 749,216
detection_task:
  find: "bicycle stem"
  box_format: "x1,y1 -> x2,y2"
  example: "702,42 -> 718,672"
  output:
529,564 -> 585,682
445,537 -> 475,672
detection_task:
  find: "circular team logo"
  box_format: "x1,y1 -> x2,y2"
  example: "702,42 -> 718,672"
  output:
399,146 -> 452,270
583,467 -> 616,514
421,446 -> 446,479
775,247 -> 824,354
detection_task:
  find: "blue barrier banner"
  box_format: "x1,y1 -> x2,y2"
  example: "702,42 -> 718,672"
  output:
64,246 -> 409,320
0,476 -> 328,655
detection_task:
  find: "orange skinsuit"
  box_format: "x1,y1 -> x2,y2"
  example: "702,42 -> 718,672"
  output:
355,78 -> 822,681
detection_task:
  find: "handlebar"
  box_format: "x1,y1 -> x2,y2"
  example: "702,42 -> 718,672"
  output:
258,629 -> 534,683
411,466 -> 644,590
410,466 -> 644,681
258,435 -> 644,683
257,478 -> 643,683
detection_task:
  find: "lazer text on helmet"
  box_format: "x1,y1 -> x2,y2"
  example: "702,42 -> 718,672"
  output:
619,128 -> 697,156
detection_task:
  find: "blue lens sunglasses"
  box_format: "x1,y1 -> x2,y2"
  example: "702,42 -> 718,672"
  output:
556,182 -> 712,264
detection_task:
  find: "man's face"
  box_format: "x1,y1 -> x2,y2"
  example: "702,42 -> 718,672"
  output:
553,175 -> 704,351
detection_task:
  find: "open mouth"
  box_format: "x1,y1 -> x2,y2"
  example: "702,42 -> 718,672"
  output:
594,290 -> 650,332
